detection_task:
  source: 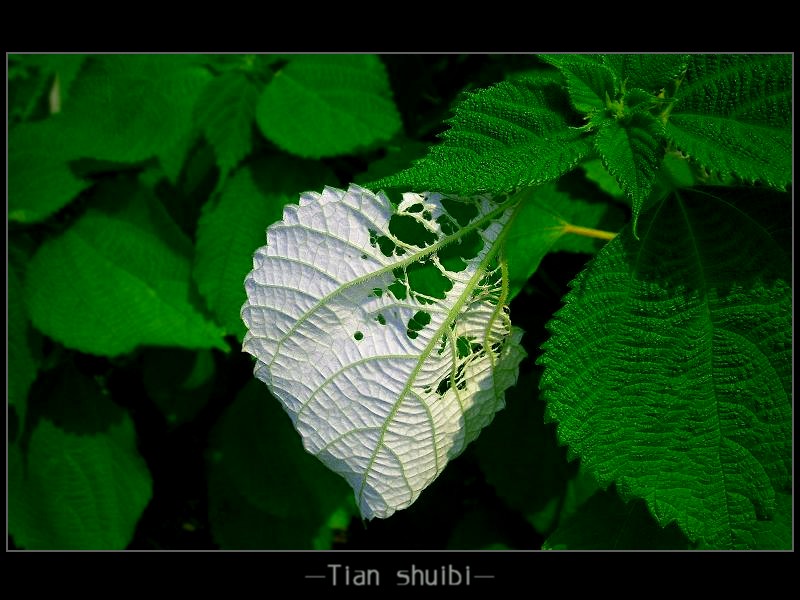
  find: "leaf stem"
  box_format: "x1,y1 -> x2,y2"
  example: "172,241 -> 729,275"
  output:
562,224 -> 617,240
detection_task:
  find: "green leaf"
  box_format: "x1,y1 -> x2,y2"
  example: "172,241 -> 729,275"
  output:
142,348 -> 216,425
9,119 -> 92,223
195,71 -> 260,175
9,375 -> 153,549
594,112 -> 665,229
472,372 -> 574,535
8,262 -> 40,437
543,488 -> 691,550
193,156 -> 335,339
371,75 -> 592,195
581,158 -> 626,200
539,54 -> 617,114
207,379 -> 355,549
602,54 -> 688,93
666,54 -> 791,188
9,55 -> 52,123
25,178 -> 227,356
57,54 -> 211,163
505,183 -> 620,300
538,187 -> 791,549
256,54 -> 401,158
23,53 -> 88,112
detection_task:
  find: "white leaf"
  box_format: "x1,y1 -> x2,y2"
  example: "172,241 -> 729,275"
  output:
242,184 -> 525,519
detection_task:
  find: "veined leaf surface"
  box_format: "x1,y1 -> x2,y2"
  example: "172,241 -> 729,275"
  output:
539,187 -> 791,548
242,185 -> 526,519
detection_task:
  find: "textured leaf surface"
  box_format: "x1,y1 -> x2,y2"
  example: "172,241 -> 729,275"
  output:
666,54 -> 791,187
193,156 -> 334,339
57,54 -> 211,163
543,489 -> 691,549
195,71 -> 259,175
256,55 -> 401,158
9,378 -> 153,549
208,380 -> 355,548
26,179 -> 227,356
8,119 -> 92,223
539,54 -> 616,114
594,112 -> 665,228
539,187 -> 791,548
602,54 -> 688,93
370,75 -> 591,195
242,184 -> 526,519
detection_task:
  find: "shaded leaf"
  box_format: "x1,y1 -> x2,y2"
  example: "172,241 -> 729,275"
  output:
142,348 -> 216,425
8,119 -> 92,223
8,260 -> 40,437
195,71 -> 260,175
57,54 -> 211,163
207,379 -> 355,549
543,488 -> 691,550
473,372 -> 574,535
9,374 -> 152,549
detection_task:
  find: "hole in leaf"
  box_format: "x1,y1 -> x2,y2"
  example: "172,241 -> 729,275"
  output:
371,288 -> 383,298
436,377 -> 451,396
407,261 -> 452,299
422,210 -> 432,220
376,235 -> 395,257
388,280 -> 407,301
389,213 -> 437,247
406,203 -> 423,213
354,331 -> 364,341
437,215 -> 458,236
439,229 -> 484,273
406,310 -> 431,339
456,336 -> 471,358
361,253 -> 368,260
376,314 -> 386,325
441,197 -> 479,226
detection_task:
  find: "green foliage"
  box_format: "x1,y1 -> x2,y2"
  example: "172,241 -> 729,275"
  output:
543,488 -> 691,549
504,182 -> 623,299
208,380 -> 355,548
25,179 -> 227,356
8,259 -> 39,437
370,73 -> 592,194
256,55 -> 402,158
665,54 -> 791,187
593,112 -> 664,230
9,366 -> 153,549
195,71 -> 260,177
193,156 -> 334,339
538,187 -> 791,548
8,120 -> 92,223
8,54 -> 791,551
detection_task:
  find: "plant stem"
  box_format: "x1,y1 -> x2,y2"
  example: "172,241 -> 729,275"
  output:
562,224 -> 617,240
